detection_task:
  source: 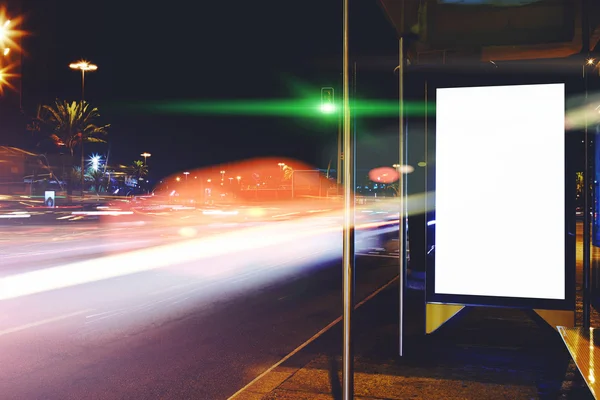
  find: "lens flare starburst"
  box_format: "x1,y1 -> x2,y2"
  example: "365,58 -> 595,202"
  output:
0,64 -> 17,94
0,7 -> 25,55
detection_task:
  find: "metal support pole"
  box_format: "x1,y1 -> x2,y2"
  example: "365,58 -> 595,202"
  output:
353,61 -> 357,294
80,70 -> 86,202
396,0 -> 407,357
337,110 -> 342,191
291,171 -> 295,199
584,62 -> 591,328
341,0 -> 355,397
398,35 -> 407,357
81,70 -> 85,101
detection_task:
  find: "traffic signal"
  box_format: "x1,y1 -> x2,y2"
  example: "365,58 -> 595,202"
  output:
321,87 -> 335,113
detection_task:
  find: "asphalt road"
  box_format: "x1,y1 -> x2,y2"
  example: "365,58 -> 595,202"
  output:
0,215 -> 399,399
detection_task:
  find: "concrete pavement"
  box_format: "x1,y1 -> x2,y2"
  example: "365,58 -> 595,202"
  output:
232,279 -> 596,400
231,223 -> 599,400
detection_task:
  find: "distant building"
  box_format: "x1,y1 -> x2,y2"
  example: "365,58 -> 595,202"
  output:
0,146 -> 40,194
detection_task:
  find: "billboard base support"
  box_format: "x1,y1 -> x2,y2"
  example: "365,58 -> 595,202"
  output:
533,309 -> 575,331
426,303 -> 465,334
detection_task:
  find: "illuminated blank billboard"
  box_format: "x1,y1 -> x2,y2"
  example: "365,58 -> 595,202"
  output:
434,83 -> 565,301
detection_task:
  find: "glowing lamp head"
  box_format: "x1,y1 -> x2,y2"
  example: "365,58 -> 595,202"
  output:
0,21 -> 8,42
69,60 -> 98,72
89,154 -> 102,171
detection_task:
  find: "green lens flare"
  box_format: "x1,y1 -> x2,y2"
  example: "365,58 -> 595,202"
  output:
123,99 -> 433,118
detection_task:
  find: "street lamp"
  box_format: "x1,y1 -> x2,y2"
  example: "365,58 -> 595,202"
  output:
140,152 -> 151,165
220,170 -> 225,181
393,164 -> 415,174
0,13 -> 23,56
183,171 -> 190,181
236,176 -> 241,184
0,19 -> 10,43
89,154 -> 102,171
69,60 -> 97,100
70,60 -> 98,201
0,66 -> 13,93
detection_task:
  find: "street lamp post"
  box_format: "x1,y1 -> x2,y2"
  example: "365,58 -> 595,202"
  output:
183,172 -> 190,201
69,60 -> 98,201
141,152 -> 151,166
69,60 -> 97,100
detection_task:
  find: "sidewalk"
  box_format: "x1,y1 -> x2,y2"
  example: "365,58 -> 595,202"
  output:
233,278 -> 596,400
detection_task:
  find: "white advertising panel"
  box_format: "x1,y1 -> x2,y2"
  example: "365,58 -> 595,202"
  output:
435,83 -> 565,300
44,190 -> 56,208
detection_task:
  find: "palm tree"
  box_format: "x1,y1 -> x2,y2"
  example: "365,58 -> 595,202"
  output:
70,166 -> 83,189
283,165 -> 293,181
40,100 -> 110,156
131,160 -> 148,179
387,181 -> 400,197
86,168 -> 106,193
39,99 -> 110,196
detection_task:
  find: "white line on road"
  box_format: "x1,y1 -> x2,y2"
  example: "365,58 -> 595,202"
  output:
0,309 -> 93,337
149,282 -> 199,296
356,253 -> 398,258
227,275 -> 400,400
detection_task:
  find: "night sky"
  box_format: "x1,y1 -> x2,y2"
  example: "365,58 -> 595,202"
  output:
13,0 -> 400,178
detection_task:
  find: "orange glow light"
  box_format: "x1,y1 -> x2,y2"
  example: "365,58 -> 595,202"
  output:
0,7 -> 25,55
0,63 -> 17,94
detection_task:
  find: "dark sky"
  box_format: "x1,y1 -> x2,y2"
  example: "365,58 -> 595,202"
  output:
16,0 -> 400,178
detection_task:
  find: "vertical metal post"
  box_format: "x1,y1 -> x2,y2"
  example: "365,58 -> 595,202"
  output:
81,70 -> 86,101
80,70 -> 86,202
584,62 -> 591,328
104,144 -> 111,193
353,61 -> 357,296
342,0 -> 355,398
397,0 -> 407,357
398,37 -> 406,357
338,110 -> 342,190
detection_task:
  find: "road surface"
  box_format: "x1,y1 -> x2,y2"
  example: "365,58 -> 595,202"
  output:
0,210 -> 399,399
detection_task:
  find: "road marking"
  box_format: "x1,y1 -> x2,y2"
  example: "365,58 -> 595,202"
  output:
356,253 -> 398,258
86,309 -> 127,319
0,309 -> 92,337
227,275 -> 399,400
149,282 -> 199,296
